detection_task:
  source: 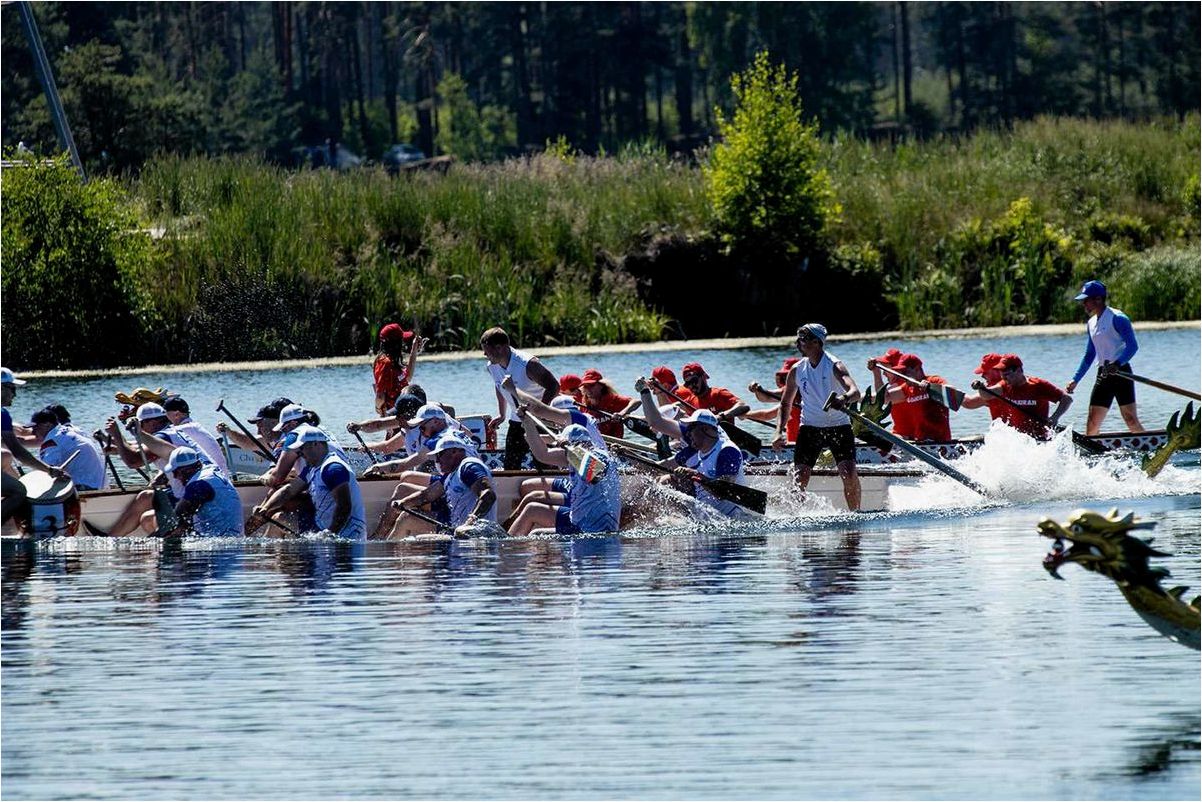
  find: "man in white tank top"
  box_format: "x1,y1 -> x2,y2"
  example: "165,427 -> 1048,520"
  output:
480,327 -> 560,469
772,323 -> 863,511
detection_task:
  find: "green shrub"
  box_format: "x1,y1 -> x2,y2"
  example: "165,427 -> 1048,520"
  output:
1102,246 -> 1201,321
704,51 -> 837,258
0,155 -> 158,369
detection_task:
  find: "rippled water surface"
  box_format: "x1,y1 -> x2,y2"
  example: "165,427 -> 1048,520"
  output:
3,331 -> 1200,799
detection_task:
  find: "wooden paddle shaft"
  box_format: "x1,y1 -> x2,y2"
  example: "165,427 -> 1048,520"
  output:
215,399 -> 278,463
1118,372 -> 1202,401
972,383 -> 1105,455
349,428 -> 380,465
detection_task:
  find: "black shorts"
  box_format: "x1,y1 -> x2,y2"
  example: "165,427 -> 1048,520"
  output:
1089,364 -> 1136,409
793,424 -> 856,468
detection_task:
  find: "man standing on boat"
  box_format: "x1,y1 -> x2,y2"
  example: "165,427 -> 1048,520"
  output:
772,323 -> 863,511
2,368 -> 68,523
480,327 -> 560,469
1065,280 -> 1145,435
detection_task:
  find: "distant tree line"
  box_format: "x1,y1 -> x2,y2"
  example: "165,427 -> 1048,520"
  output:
2,1 -> 1199,173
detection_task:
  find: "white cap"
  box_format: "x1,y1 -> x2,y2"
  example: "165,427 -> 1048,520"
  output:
286,425 -> 329,450
0,367 -> 26,386
428,432 -> 471,455
163,446 -> 202,473
273,404 -> 307,432
559,424 -> 593,445
680,409 -> 721,431
549,395 -> 578,411
135,402 -> 169,421
405,403 -> 448,429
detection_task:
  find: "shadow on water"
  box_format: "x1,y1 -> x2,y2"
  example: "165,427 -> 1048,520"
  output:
1116,710 -> 1201,778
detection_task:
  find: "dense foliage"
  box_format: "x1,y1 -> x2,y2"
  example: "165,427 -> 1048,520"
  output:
2,2 -> 1198,173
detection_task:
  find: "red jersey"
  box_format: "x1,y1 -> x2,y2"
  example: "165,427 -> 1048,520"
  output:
785,403 -> 800,442
693,386 -> 741,414
895,376 -> 952,442
995,377 -> 1065,437
372,353 -> 408,412
586,391 -> 635,439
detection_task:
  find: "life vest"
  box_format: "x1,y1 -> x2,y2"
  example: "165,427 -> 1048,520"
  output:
183,464 -> 244,537
306,451 -> 366,540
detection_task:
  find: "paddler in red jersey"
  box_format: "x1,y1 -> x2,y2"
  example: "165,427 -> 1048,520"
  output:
680,362 -> 750,423
578,368 -> 639,439
960,353 -> 1007,420
649,365 -> 700,411
866,348 -> 910,437
558,374 -> 585,405
876,353 -> 952,442
979,354 -> 1073,438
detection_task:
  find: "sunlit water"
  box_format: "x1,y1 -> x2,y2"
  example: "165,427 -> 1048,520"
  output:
3,330 -> 1200,799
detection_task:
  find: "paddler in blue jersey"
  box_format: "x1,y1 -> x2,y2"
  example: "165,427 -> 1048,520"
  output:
1064,280 -> 1145,435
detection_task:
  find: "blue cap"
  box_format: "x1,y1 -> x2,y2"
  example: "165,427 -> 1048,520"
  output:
1074,280 -> 1107,301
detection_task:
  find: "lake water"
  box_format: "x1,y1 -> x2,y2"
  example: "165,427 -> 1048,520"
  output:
3,329 -> 1200,799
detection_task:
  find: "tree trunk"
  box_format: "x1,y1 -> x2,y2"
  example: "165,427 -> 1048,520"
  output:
511,4 -> 534,148
350,13 -> 371,153
891,3 -> 901,123
899,1 -> 913,117
674,6 -> 694,137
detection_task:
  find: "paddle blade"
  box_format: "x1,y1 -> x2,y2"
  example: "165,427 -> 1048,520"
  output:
701,478 -> 767,514
623,416 -> 659,441
930,382 -> 965,412
721,421 -> 762,456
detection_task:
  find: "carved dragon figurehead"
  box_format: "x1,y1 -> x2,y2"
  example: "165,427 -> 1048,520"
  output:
1142,402 -> 1201,478
1038,508 -> 1200,650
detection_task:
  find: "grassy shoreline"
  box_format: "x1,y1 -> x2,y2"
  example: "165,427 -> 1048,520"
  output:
20,320 -> 1199,379
3,115 -> 1198,371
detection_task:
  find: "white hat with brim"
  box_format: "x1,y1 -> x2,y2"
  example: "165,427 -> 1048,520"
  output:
549,395 -> 579,411
273,404 -> 307,432
405,403 -> 448,429
286,425 -> 329,450
1,367 -> 27,386
428,433 -> 471,455
135,402 -> 169,422
679,409 -> 721,432
164,446 -> 202,473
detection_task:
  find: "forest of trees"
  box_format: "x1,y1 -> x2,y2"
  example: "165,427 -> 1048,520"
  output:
3,1 -> 1199,173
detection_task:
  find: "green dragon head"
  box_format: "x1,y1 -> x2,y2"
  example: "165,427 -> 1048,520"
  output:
1142,402 -> 1201,478
1037,508 -> 1163,582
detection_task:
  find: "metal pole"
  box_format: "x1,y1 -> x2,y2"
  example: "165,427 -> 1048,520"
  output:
17,1 -> 86,180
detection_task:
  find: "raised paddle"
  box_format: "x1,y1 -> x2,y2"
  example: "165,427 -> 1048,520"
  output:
875,364 -> 966,411
93,430 -> 125,491
124,418 -> 159,486
608,441 -> 768,514
648,379 -> 763,457
215,399 -> 277,463
823,392 -> 989,497
971,382 -> 1107,456
1112,370 -> 1201,402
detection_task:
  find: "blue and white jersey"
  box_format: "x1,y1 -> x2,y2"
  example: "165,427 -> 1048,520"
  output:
181,464 -> 244,537
675,430 -> 750,518
566,409 -> 607,450
305,451 -> 366,540
567,449 -> 621,532
794,351 -> 850,428
1073,306 -> 1139,382
439,457 -> 497,527
173,418 -> 230,476
155,427 -> 214,496
40,424 -> 107,490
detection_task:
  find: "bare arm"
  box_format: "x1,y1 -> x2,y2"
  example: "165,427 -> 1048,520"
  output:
1,429 -> 60,475
526,358 -> 560,403
519,413 -> 568,469
467,478 -> 497,520
832,361 -> 862,406
635,377 -> 683,439
1049,393 -> 1073,426
503,375 -> 572,426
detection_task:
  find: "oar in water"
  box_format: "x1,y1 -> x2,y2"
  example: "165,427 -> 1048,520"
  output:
823,392 -> 989,497
394,503 -> 454,535
608,441 -> 768,514
215,399 -> 277,463
875,364 -> 966,411
648,379 -> 762,456
970,382 -> 1107,456
93,430 -> 125,491
348,428 -> 381,466
1113,371 -> 1201,402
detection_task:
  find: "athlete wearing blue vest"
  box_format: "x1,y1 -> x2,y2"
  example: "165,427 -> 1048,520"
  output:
1064,280 -> 1145,435
388,432 -> 498,538
160,447 -> 244,538
772,323 -> 863,511
508,417 -> 621,535
251,426 -> 366,539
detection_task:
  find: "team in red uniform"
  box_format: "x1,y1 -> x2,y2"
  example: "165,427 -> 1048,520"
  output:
979,354 -> 1073,438
680,362 -> 750,422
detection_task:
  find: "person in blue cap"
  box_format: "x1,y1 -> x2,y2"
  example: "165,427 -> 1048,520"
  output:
1065,280 -> 1144,435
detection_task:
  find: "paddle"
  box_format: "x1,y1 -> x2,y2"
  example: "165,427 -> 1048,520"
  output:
823,392 -> 989,496
93,430 -> 126,491
608,441 -> 768,514
582,405 -> 661,441
648,379 -> 762,456
124,418 -> 159,486
601,433 -> 658,456
215,399 -> 277,463
971,382 -> 1107,455
348,428 -> 381,465
1113,371 -> 1201,402
875,364 -> 966,411
394,503 -> 453,535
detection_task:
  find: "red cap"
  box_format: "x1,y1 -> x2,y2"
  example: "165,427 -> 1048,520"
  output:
682,362 -> 708,380
379,323 -> 414,343
559,374 -> 583,392
997,354 -> 1023,371
874,348 -> 903,367
973,352 -> 1004,375
651,366 -> 678,387
776,357 -> 800,376
899,353 -> 923,369
580,368 -> 605,385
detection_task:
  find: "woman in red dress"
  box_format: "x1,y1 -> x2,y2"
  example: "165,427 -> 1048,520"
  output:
373,323 -> 427,416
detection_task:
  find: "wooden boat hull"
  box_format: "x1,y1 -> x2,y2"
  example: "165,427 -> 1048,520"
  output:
1,465 -> 923,539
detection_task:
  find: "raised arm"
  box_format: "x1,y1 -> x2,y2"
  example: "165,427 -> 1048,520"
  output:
502,374 -> 572,426
518,411 -> 568,469
635,377 -> 684,440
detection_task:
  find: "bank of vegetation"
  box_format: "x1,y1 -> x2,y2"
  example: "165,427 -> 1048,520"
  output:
2,108 -> 1198,370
